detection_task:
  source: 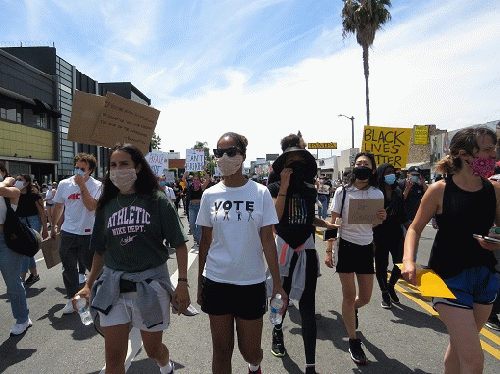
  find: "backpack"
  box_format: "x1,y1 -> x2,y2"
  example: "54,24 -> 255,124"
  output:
3,198 -> 41,257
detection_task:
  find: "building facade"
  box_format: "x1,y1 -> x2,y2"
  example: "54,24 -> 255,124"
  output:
1,46 -> 152,182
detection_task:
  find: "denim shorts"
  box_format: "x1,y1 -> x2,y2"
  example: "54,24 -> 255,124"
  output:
433,266 -> 499,310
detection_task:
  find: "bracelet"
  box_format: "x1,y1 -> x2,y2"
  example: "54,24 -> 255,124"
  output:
278,194 -> 286,197
178,278 -> 188,283
325,250 -> 332,253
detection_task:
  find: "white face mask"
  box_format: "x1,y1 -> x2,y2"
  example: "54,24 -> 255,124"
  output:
216,154 -> 244,176
14,180 -> 25,190
109,169 -> 137,192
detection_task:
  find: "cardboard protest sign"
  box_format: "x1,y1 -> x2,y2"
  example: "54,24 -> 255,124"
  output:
67,90 -> 105,145
165,171 -> 176,184
41,234 -> 61,269
145,151 -> 165,177
347,198 -> 384,224
185,149 -> 205,172
361,126 -> 412,168
68,90 -> 160,155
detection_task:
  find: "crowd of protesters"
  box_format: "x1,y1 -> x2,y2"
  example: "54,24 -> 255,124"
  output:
0,126 -> 499,373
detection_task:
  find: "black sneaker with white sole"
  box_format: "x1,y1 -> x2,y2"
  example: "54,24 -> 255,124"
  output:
381,291 -> 392,309
271,327 -> 287,357
387,284 -> 400,304
485,315 -> 500,331
25,273 -> 40,285
348,338 -> 367,365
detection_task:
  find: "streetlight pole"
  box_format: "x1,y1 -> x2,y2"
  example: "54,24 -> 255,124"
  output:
339,114 -> 355,149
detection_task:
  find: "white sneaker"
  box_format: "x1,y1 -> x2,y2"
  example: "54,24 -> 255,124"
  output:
79,274 -> 87,284
10,318 -> 33,336
62,300 -> 75,315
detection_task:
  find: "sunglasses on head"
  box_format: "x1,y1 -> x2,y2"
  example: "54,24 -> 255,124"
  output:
213,147 -> 241,158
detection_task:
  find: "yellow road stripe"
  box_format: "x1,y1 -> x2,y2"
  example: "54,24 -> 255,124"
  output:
481,328 -> 500,347
395,281 -> 500,361
480,340 -> 500,360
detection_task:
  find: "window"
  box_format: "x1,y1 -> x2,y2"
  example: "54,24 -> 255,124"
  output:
36,113 -> 48,129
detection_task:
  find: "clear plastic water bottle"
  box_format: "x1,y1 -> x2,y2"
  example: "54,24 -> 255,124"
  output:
269,294 -> 284,325
74,296 -> 92,325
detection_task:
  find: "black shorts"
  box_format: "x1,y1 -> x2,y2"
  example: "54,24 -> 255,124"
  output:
201,277 -> 266,320
336,238 -> 375,274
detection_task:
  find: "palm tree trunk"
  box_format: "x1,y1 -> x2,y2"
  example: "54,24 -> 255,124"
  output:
363,44 -> 370,126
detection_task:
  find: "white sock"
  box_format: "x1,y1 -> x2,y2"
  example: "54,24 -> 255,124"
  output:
248,363 -> 260,372
159,361 -> 173,374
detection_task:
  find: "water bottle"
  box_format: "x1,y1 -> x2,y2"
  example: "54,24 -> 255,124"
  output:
74,296 -> 93,325
269,294 -> 284,325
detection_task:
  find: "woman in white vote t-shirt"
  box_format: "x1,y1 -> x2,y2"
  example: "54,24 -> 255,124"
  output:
196,132 -> 287,374
326,152 -> 386,365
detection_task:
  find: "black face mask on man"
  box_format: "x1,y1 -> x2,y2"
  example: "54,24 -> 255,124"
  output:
287,161 -> 307,183
353,166 -> 372,181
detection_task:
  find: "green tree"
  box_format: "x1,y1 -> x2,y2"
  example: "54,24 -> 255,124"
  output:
150,133 -> 161,150
341,0 -> 392,126
193,141 -> 215,175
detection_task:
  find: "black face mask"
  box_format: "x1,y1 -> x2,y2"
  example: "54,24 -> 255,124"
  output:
288,161 -> 307,183
353,166 -> 372,181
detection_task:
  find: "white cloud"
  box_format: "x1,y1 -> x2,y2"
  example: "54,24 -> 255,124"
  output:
155,0 -> 500,164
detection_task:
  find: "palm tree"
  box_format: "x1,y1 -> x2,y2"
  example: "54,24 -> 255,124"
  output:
341,0 -> 392,126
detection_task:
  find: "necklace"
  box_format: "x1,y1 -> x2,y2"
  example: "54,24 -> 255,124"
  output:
116,194 -> 138,209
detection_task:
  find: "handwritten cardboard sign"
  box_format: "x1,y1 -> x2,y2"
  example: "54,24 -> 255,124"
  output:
361,126 -> 412,168
185,149 -> 205,172
347,198 -> 384,224
164,171 -> 176,184
145,151 -> 165,177
68,90 -> 160,155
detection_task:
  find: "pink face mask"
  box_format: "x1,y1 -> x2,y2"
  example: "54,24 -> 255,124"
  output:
193,179 -> 201,190
470,157 -> 496,178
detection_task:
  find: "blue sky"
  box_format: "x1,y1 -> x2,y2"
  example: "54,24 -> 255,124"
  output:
1,0 -> 499,163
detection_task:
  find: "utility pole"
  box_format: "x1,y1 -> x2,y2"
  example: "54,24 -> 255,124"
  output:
339,114 -> 355,148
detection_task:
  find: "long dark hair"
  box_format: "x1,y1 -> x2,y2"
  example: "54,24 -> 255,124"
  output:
19,174 -> 33,194
0,163 -> 10,178
435,126 -> 497,175
97,143 -> 161,212
348,152 -> 378,188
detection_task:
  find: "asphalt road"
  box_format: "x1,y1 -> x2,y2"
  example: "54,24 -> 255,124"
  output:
1,212 -> 499,374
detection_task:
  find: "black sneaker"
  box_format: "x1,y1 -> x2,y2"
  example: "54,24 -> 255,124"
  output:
348,338 -> 367,365
271,327 -> 287,357
485,315 -> 500,331
381,291 -> 392,309
25,274 -> 40,285
355,309 -> 359,330
387,284 -> 400,304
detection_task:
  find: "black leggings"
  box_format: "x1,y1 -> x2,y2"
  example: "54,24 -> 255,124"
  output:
276,248 -> 318,365
374,237 -> 403,292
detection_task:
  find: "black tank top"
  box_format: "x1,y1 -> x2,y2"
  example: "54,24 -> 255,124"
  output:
429,176 -> 497,279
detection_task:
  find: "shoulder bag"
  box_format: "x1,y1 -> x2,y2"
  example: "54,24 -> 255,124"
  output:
3,198 -> 40,257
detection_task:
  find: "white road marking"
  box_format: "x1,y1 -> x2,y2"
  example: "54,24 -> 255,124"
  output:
99,245 -> 199,373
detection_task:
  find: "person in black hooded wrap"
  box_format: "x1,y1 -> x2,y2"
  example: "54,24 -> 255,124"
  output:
266,134 -> 337,374
373,163 -> 409,309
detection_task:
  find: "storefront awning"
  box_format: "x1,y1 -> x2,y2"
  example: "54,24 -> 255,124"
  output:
0,87 -> 61,118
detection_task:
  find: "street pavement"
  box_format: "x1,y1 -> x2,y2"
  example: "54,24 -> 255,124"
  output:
1,211 -> 499,374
